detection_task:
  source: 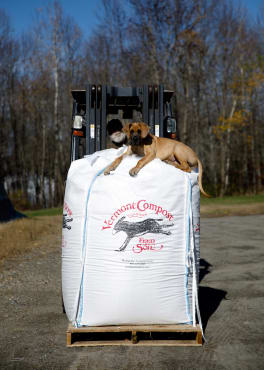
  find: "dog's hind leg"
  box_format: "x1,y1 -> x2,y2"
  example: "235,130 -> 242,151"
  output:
152,225 -> 172,235
160,230 -> 172,235
161,224 -> 173,228
164,159 -> 191,173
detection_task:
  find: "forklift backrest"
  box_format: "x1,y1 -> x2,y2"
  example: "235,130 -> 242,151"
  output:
70,84 -> 176,162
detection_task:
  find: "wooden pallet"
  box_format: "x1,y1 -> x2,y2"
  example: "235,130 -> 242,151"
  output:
67,323 -> 202,347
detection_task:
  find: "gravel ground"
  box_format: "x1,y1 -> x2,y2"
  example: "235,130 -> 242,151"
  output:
0,215 -> 263,369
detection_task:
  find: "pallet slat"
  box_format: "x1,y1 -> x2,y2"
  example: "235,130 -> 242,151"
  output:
66,323 -> 203,347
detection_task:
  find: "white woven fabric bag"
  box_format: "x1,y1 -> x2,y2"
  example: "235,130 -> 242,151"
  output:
62,147 -> 200,327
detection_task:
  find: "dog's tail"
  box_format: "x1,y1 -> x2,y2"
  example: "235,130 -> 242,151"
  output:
197,159 -> 210,198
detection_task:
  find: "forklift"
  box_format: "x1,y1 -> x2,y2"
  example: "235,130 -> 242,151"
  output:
70,84 -> 177,161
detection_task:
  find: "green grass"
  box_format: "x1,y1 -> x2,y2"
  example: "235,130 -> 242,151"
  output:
23,207 -> 63,218
200,194 -> 264,205
21,194 -> 264,217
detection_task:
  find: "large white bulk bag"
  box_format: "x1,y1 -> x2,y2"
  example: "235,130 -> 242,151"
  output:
62,147 -> 200,327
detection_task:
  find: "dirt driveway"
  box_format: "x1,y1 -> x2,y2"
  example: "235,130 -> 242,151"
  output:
0,215 -> 263,369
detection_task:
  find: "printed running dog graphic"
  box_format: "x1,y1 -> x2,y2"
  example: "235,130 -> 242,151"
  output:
113,216 -> 173,252
63,213 -> 73,230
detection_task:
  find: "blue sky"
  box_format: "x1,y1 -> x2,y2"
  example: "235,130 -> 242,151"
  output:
0,0 -> 100,37
0,0 -> 263,39
234,0 -> 263,17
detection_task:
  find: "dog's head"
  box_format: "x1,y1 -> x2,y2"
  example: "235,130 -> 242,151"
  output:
113,216 -> 126,234
123,122 -> 149,146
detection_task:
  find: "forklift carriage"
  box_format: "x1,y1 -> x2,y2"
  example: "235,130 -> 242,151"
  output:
70,84 -> 176,162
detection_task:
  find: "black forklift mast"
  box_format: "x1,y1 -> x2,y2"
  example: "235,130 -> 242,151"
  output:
70,84 -> 176,162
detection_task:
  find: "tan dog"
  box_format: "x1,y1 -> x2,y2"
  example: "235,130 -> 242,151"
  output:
104,122 -> 210,197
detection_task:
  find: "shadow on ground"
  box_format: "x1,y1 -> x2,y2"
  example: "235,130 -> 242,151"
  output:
199,259 -> 227,330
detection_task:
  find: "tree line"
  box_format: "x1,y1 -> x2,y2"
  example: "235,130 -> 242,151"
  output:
0,0 -> 263,209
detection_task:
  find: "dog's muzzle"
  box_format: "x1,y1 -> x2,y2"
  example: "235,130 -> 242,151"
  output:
131,135 -> 141,145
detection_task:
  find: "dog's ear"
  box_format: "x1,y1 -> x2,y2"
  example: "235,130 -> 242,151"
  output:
122,123 -> 132,138
115,216 -> 125,226
140,123 -> 149,139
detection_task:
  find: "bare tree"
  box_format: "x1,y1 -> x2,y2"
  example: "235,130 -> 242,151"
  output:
1,0 -> 263,209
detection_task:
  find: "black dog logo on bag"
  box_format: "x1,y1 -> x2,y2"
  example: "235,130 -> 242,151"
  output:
113,216 -> 173,252
63,213 -> 73,230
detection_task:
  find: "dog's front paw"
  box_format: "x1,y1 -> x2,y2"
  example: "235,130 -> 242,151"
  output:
104,169 -> 111,176
129,167 -> 139,177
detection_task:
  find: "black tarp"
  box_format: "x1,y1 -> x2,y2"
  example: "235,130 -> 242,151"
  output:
0,182 -> 26,222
